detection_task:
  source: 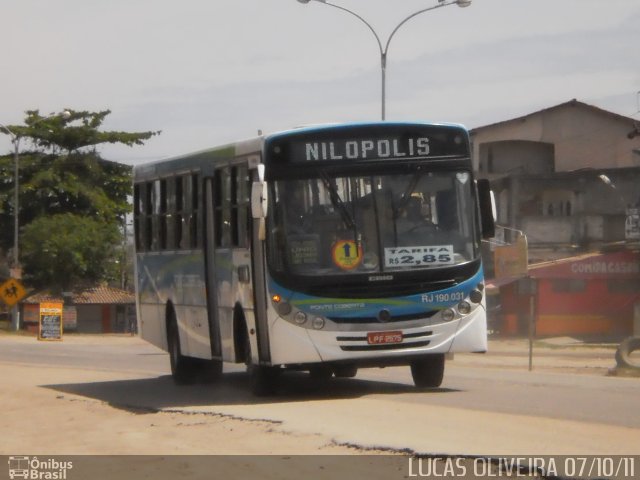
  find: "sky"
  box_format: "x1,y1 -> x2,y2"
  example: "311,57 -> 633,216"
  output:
1,0 -> 639,165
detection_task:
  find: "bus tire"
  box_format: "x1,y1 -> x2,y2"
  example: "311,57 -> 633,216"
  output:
250,365 -> 279,396
167,309 -> 197,385
197,358 -> 223,384
244,335 -> 277,396
309,365 -> 333,381
333,364 -> 358,378
615,336 -> 640,369
410,354 -> 445,388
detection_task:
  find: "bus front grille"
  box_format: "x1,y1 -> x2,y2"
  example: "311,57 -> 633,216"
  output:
339,340 -> 431,352
327,310 -> 438,324
337,331 -> 432,351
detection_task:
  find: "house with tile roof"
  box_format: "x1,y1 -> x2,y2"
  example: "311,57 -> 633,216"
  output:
20,285 -> 136,334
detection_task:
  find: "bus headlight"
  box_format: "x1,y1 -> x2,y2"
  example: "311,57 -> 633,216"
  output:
441,308 -> 455,322
469,289 -> 483,303
276,302 -> 292,316
457,301 -> 471,315
312,317 -> 325,330
294,312 -> 307,325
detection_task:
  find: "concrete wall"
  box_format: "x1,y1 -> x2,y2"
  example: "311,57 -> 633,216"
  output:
478,140 -> 554,175
471,102 -> 640,173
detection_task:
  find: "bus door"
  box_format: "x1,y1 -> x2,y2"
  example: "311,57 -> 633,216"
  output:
249,165 -> 271,363
208,164 -> 263,362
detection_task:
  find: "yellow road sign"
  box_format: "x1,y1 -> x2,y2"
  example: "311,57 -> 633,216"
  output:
0,278 -> 27,307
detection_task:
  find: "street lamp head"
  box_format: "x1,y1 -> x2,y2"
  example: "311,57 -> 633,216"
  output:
598,174 -> 615,188
297,0 -> 327,3
456,0 -> 472,7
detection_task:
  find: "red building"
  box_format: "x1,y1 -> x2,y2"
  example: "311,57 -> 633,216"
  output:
497,249 -> 640,339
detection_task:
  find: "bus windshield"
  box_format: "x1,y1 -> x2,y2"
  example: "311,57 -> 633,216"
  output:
267,169 -> 479,277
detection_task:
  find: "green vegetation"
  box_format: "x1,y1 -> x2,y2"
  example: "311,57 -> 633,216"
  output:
0,109 -> 159,292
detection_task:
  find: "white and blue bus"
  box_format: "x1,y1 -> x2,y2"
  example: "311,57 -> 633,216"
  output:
133,122 -> 495,395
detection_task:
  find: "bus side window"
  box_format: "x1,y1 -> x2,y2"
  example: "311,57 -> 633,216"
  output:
174,176 -> 184,249
231,165 -> 250,248
165,177 -> 175,250
231,166 -> 239,246
190,174 -> 201,249
134,183 -> 143,251
157,179 -> 168,250
214,169 -> 231,248
145,181 -> 153,251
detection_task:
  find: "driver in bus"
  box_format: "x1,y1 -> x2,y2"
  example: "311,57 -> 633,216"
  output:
396,196 -> 436,239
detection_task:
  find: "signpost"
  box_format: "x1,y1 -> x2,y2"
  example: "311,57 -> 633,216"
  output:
517,277 -> 537,372
0,278 -> 26,308
38,302 -> 63,341
0,278 -> 27,332
625,207 -> 640,240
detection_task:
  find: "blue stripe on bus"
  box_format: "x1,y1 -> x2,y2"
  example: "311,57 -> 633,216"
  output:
267,268 -> 483,318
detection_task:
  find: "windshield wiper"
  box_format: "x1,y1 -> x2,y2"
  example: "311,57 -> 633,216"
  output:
394,169 -> 424,218
319,170 -> 360,244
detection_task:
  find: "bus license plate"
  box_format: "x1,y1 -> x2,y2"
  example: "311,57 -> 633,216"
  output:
367,331 -> 403,345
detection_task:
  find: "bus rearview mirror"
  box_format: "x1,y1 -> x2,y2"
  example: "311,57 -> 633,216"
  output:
477,179 -> 496,239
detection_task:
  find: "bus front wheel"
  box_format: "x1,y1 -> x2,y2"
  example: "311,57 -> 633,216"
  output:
333,364 -> 358,378
167,312 -> 197,385
244,335 -> 278,396
410,354 -> 445,388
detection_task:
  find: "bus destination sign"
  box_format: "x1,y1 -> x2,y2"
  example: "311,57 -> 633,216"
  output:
268,125 -> 469,164
303,137 -> 430,162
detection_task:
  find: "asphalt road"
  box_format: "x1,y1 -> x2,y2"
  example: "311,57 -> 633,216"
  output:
1,334 -> 638,456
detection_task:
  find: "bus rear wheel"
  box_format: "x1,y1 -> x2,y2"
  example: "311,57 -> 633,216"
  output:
410,354 -> 445,388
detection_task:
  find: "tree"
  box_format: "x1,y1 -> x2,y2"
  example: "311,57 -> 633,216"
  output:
15,109 -> 158,155
0,109 -> 159,292
21,214 -> 121,291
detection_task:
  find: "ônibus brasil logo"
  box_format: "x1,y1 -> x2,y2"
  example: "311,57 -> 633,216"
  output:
8,456 -> 73,480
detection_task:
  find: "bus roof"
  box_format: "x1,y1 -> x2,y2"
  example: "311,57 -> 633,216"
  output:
265,121 -> 468,142
133,121 -> 469,181
133,135 -> 264,181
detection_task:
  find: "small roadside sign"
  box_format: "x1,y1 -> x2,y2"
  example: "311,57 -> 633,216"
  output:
39,302 -> 63,341
0,278 -> 27,308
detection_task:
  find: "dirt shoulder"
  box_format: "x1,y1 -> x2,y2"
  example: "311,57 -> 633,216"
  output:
453,336 -> 620,376
0,360 -> 368,456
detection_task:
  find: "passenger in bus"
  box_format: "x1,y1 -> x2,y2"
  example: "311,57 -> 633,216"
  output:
283,185 -> 313,234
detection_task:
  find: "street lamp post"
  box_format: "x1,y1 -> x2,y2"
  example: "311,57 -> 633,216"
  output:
0,126 -> 22,271
0,124 -> 23,332
297,0 -> 471,120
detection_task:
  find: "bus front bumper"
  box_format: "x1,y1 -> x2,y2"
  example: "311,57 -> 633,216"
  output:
269,306 -> 487,366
